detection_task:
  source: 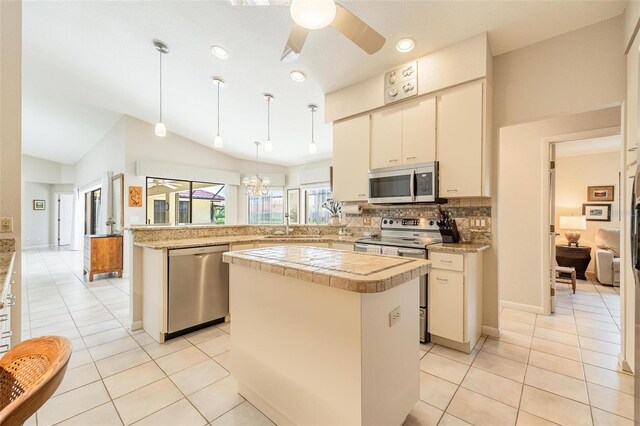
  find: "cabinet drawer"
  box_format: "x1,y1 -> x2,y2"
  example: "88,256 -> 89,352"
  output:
428,269 -> 464,342
429,252 -> 464,272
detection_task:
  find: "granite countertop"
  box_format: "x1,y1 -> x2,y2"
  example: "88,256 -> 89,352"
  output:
0,252 -> 15,309
429,243 -> 490,254
223,246 -> 431,294
135,234 -> 360,250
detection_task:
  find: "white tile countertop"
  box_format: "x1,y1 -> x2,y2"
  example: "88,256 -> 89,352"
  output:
223,245 -> 430,294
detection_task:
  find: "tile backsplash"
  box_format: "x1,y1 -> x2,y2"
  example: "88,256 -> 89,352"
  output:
0,238 -> 15,253
342,198 -> 492,244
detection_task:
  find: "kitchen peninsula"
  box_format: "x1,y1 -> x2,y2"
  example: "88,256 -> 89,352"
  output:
223,245 -> 430,426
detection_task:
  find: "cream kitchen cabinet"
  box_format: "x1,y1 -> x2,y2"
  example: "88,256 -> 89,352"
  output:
428,250 -> 483,353
436,81 -> 490,197
332,115 -> 370,202
370,97 -> 436,170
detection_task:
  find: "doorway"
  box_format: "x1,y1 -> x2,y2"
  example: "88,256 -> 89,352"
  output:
85,188 -> 101,235
55,193 -> 73,246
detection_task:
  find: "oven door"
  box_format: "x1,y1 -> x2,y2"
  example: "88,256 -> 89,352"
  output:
368,167 -> 414,204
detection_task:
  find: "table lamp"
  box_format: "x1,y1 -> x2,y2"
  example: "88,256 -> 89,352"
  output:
559,215 -> 587,247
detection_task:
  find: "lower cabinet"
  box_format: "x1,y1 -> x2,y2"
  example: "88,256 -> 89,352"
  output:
428,251 -> 483,353
84,235 -> 123,282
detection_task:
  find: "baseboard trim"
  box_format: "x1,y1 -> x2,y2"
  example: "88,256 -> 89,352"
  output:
619,353 -> 633,373
500,300 -> 544,314
481,326 -> 501,338
128,320 -> 143,332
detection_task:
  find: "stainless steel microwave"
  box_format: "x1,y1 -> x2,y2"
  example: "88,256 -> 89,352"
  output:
368,162 -> 438,204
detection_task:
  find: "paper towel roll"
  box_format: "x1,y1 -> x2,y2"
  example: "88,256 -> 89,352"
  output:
341,204 -> 363,215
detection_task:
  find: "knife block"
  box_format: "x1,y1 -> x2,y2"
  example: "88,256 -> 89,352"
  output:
439,220 -> 460,243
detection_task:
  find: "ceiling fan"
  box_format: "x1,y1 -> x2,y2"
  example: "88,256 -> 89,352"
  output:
229,0 -> 386,62
149,179 -> 179,189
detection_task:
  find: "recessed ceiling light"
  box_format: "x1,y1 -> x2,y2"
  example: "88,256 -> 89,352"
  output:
396,38 -> 415,53
210,45 -> 229,59
290,70 -> 306,82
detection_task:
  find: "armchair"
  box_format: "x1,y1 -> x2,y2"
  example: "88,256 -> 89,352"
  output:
595,228 -> 620,286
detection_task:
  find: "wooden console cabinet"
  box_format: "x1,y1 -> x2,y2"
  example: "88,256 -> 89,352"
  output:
84,235 -> 123,282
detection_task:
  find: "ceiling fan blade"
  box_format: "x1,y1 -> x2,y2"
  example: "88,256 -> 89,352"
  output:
281,23 -> 309,62
331,3 -> 385,55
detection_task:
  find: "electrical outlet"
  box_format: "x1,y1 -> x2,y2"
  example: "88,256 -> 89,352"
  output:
0,217 -> 13,233
363,216 -> 372,226
389,306 -> 401,327
480,219 -> 486,227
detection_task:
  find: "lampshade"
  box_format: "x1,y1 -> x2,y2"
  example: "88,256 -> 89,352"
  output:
290,0 -> 336,30
559,215 -> 587,230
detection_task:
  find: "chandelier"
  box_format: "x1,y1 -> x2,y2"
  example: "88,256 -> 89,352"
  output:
243,141 -> 270,196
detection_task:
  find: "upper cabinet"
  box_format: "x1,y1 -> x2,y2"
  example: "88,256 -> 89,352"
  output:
333,115 -> 370,202
437,81 -> 490,198
370,96 -> 436,170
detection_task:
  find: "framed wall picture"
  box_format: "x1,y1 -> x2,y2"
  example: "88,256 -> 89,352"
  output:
33,200 -> 46,210
587,185 -> 614,202
129,186 -> 143,207
287,188 -> 300,224
582,203 -> 611,222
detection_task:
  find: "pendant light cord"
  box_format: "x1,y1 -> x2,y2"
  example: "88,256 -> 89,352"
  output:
159,51 -> 163,123
267,97 -> 271,141
311,107 -> 315,143
217,82 -> 220,136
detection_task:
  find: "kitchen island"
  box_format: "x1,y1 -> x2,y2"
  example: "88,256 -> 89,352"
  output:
223,245 -> 430,426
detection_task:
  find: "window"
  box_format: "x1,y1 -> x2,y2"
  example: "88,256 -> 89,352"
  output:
305,187 -> 332,224
248,188 -> 284,224
84,188 -> 101,235
146,177 -> 225,225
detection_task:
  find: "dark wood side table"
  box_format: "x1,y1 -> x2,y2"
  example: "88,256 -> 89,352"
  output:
556,245 -> 591,280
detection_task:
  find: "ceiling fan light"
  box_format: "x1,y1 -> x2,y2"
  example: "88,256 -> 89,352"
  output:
155,122 -> 167,137
214,134 -> 224,148
290,0 -> 336,30
211,45 -> 229,59
264,139 -> 273,152
309,141 -> 317,154
290,70 -> 306,82
396,38 -> 415,53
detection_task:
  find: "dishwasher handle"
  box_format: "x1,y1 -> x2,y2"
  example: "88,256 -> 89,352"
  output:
169,245 -> 230,257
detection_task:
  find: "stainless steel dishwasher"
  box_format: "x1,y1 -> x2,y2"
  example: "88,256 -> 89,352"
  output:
167,245 -> 229,336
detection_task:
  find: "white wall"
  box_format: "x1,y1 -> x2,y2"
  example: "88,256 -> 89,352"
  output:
499,107 -> 621,313
555,150 -> 621,273
23,154 -> 74,184
22,182 -> 52,248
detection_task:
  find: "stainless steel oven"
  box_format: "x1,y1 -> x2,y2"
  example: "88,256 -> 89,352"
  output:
368,162 -> 438,204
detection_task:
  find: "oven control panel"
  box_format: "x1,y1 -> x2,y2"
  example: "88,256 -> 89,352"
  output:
381,217 -> 438,231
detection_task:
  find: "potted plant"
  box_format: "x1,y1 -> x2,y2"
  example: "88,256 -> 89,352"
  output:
321,199 -> 342,226
106,216 -> 116,235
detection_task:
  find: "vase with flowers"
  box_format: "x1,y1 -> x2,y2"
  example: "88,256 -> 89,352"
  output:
106,216 -> 116,235
321,198 -> 342,226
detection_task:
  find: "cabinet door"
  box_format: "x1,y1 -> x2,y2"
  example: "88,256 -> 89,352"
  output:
402,97 -> 436,164
437,82 -> 483,197
370,104 -> 402,169
428,269 -> 464,342
333,115 -> 370,202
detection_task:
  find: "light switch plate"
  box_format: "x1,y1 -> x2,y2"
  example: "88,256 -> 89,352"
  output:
363,216 -> 372,226
389,306 -> 401,327
0,217 -> 13,233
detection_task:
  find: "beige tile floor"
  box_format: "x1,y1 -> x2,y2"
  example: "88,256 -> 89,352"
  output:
20,248 -> 633,425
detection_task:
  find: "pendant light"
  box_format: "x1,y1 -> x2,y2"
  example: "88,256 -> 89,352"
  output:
212,77 -> 225,148
242,142 -> 271,196
264,93 -> 274,152
153,40 -> 170,137
308,104 -> 318,154
290,0 -> 336,30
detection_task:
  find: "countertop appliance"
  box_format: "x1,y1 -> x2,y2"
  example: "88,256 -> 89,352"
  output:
167,245 -> 229,338
354,217 -> 442,343
368,162 -> 439,204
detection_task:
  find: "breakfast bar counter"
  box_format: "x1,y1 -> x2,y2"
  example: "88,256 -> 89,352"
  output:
223,246 -> 430,426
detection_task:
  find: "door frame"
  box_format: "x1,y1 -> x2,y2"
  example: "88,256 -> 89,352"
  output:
54,192 -> 74,246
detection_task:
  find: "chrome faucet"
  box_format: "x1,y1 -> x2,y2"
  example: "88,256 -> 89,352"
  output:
284,213 -> 290,235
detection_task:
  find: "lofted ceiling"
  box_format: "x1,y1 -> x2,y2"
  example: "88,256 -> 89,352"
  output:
555,134 -> 622,158
23,0 -> 626,166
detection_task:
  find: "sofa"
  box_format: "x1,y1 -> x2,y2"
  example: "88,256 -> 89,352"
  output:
595,228 -> 620,286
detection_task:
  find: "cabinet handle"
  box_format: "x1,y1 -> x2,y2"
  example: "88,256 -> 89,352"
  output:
406,156 -> 416,160
629,147 -> 637,152
0,344 -> 8,354
436,277 -> 448,282
1,331 -> 12,338
5,300 -> 15,307
0,314 -> 8,322
358,194 -> 366,197
446,189 -> 458,192
389,159 -> 399,163
440,260 -> 453,263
